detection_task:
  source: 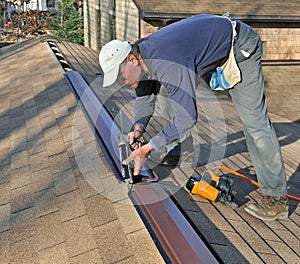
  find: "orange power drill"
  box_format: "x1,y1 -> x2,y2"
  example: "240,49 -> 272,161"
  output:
186,170 -> 237,208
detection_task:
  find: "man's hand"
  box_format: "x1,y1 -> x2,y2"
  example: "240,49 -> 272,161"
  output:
122,143 -> 153,175
129,125 -> 144,150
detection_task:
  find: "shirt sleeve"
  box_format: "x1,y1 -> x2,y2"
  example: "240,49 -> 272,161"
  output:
132,80 -> 160,131
133,93 -> 157,130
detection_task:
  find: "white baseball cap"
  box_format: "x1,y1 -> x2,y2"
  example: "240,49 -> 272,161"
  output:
99,40 -> 132,87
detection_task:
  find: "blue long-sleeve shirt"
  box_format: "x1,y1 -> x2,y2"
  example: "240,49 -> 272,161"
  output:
135,14 -> 233,151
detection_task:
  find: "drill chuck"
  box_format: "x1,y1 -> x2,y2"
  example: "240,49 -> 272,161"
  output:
186,175 -> 201,191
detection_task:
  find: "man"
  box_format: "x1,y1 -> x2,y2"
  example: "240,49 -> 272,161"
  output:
99,14 -> 288,221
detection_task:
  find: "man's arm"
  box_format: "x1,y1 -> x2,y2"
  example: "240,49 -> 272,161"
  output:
128,80 -> 160,148
132,80 -> 160,131
124,82 -> 198,176
149,64 -> 198,151
133,94 -> 156,131
149,83 -> 198,151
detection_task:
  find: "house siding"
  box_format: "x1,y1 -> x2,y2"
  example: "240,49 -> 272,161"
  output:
115,0 -> 140,43
99,1 -> 111,47
263,65 -> 300,121
84,0 -> 140,50
84,0 -> 100,50
84,2 -> 300,61
141,20 -> 160,37
252,23 -> 300,60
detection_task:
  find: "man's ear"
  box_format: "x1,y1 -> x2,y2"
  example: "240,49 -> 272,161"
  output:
127,54 -> 139,66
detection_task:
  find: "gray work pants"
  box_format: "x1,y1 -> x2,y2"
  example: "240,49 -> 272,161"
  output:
230,22 -> 287,196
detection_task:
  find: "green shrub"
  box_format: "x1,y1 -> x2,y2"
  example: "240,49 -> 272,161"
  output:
48,0 -> 83,45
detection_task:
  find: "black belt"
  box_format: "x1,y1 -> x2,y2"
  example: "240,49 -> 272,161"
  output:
233,20 -> 240,46
235,20 -> 241,35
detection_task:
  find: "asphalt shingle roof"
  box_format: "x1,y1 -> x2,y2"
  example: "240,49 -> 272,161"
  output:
0,38 -> 164,263
0,36 -> 299,263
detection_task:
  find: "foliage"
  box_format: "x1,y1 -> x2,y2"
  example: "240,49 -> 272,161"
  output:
0,1 -> 49,42
48,0 -> 83,45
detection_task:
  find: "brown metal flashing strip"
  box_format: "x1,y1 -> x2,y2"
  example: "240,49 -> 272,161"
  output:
64,69 -> 219,264
132,183 -> 218,264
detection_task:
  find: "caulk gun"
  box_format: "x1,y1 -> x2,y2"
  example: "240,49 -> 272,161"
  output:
118,133 -> 145,192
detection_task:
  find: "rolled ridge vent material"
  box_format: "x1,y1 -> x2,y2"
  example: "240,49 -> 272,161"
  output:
47,41 -> 72,71
64,70 -> 220,264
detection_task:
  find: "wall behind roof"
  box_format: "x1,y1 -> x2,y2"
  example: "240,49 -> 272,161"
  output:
84,0 -> 140,50
85,1 -> 300,61
252,23 -> 300,61
263,65 -> 300,122
115,0 -> 139,43
84,0 -> 99,50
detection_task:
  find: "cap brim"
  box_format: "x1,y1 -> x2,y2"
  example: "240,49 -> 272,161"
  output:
102,66 -> 120,87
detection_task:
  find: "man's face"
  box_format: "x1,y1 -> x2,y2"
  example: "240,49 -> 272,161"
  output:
118,55 -> 143,89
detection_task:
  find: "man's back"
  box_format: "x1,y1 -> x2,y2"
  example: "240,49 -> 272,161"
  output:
136,14 -> 233,75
